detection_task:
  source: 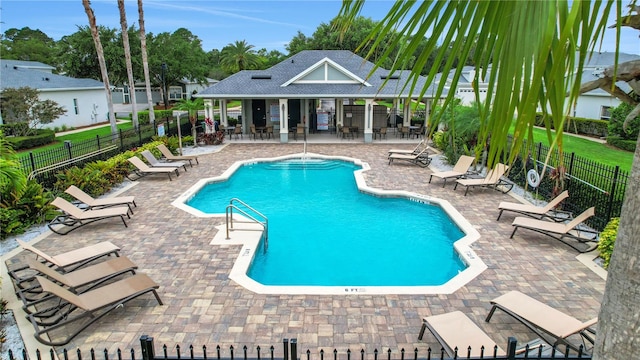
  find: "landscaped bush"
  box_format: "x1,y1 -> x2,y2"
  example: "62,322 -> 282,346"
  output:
4,129 -> 55,150
607,103 -> 640,141
0,122 -> 29,136
534,114 -> 608,137
137,110 -> 174,124
0,180 -> 55,239
606,136 -> 637,152
598,217 -> 619,269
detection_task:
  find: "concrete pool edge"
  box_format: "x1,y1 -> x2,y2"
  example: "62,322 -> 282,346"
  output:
172,152 -> 487,295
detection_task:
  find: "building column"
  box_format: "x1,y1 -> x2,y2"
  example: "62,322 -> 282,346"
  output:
403,102 -> 411,126
336,99 -> 344,128
364,99 -> 374,143
220,99 -> 228,127
279,98 -> 289,143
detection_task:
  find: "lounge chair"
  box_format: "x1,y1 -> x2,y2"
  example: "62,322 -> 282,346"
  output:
157,143 -> 198,166
28,274 -> 162,346
127,156 -> 179,181
16,239 -> 120,272
48,197 -> 130,235
497,190 -> 570,221
388,147 -> 432,167
388,139 -> 428,156
141,150 -> 187,171
510,207 -> 599,252
16,257 -> 137,311
454,163 -> 513,196
429,155 -> 476,187
419,311 -> 506,358
65,185 -> 136,214
486,291 -> 597,353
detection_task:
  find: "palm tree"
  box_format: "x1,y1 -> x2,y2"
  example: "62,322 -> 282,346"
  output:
117,0 -> 138,129
339,1 -> 637,359
137,0 -> 156,127
81,0 -> 117,136
220,40 -> 260,73
174,98 -> 204,146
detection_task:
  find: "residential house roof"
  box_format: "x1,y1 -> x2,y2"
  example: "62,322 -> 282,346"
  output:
196,50 -> 441,99
0,59 -> 105,92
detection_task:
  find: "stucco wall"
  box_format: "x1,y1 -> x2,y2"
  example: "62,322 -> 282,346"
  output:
39,88 -> 108,129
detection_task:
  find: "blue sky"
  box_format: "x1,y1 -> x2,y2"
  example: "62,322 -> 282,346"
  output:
1,0 -> 638,55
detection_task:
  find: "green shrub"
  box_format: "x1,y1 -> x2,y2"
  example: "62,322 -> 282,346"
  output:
138,110 -> 174,124
597,217 -> 619,269
534,114 -> 608,137
606,136 -> 637,152
432,131 -> 446,150
4,129 -> 56,150
0,180 -> 55,239
608,103 -> 640,140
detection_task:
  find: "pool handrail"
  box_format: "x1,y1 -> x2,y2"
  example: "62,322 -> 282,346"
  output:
226,198 -> 269,252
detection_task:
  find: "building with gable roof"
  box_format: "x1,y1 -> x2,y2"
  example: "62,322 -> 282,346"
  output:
196,50 -> 441,143
0,59 -> 108,128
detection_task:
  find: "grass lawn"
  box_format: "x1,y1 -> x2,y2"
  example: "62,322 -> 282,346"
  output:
522,126 -> 633,173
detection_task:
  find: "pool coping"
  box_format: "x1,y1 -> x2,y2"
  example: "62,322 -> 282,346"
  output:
172,152 -> 487,295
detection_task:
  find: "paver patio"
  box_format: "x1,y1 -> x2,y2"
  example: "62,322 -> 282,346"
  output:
3,141 -> 606,357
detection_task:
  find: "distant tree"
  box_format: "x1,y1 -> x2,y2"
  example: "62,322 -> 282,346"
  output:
206,49 -> 228,79
137,0 -> 156,126
256,48 -> 287,69
0,27 -> 57,65
0,87 -> 66,136
117,0 -> 139,128
220,40 -> 261,73
174,98 -> 204,145
147,28 -> 209,88
286,31 -> 311,55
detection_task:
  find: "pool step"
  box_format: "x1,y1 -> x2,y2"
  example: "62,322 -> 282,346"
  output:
265,160 -> 343,170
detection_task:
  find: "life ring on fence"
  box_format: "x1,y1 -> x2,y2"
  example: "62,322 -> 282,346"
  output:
527,169 -> 541,188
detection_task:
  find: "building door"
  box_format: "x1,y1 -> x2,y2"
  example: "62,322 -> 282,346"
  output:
288,99 -> 301,127
252,99 -> 266,127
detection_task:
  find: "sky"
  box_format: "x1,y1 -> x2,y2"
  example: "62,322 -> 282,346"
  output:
1,0 -> 639,55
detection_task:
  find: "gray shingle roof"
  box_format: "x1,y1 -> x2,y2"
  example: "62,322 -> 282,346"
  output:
1,59 -> 104,91
196,50 -> 441,99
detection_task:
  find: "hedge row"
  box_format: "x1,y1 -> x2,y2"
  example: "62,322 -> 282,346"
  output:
137,110 -> 175,124
606,136 -> 637,152
4,129 -> 56,150
534,114 -> 608,137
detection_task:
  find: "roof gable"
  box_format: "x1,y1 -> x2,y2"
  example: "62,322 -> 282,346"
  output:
281,57 -> 371,87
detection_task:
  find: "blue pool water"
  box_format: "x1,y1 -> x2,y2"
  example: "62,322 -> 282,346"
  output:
187,159 -> 466,286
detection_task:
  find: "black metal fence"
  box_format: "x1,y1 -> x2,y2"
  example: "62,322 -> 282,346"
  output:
17,118 -> 193,189
7,336 -> 594,360
506,141 -> 629,231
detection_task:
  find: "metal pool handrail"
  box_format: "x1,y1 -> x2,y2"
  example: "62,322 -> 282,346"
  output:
226,198 -> 269,252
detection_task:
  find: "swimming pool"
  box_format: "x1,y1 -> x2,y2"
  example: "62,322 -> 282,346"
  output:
173,153 -> 487,295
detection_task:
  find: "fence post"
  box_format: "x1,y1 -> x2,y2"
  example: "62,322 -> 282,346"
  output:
283,339 -> 289,360
28,152 -> 36,175
119,129 -> 124,149
505,337 -> 517,360
606,165 -> 620,224
290,339 -> 297,360
96,134 -> 101,150
138,125 -> 143,147
64,140 -> 73,160
140,335 -> 156,360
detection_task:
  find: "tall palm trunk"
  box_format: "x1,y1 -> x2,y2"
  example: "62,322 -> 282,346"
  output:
117,0 -> 138,128
137,0 -> 155,127
82,0 -> 117,136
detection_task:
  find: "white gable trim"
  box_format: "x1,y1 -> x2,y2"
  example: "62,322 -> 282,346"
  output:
281,57 -> 371,87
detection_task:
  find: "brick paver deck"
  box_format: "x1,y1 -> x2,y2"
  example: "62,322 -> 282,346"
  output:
4,142 -> 605,357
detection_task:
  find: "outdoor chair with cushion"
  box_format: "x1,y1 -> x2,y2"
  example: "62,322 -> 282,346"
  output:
388,139 -> 429,156
429,155 -> 476,187
127,156 -> 179,181
28,274 -> 162,346
141,150 -> 187,171
510,206 -> 599,252
65,185 -> 136,214
454,163 -> 513,196
15,239 -> 120,272
486,291 -> 597,353
497,190 -> 571,221
388,147 -> 432,167
48,197 -> 130,235
233,124 -> 243,139
157,144 -> 198,166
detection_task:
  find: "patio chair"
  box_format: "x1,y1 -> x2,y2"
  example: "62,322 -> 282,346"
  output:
388,147 -> 432,167
127,156 -> 179,181
48,197 -> 130,235
486,291 -> 597,353
388,139 -> 429,156
510,207 -> 599,252
157,143 -> 198,166
497,190 -> 570,221
28,274 -> 162,346
233,124 -> 243,139
454,163 -> 513,196
16,257 -> 138,311
15,239 -> 120,272
429,155 -> 476,187
419,311 -> 506,358
65,185 -> 136,214
141,150 -> 187,172
266,126 -> 274,139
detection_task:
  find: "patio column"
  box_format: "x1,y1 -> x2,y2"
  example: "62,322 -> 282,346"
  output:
279,98 -> 289,143
336,99 -> 344,128
364,99 -> 374,143
204,99 -> 213,121
220,99 -> 228,127
403,102 -> 411,126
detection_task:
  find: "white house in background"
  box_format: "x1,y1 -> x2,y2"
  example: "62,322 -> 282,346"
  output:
112,78 -> 219,105
0,59 -> 108,128
572,52 -> 640,120
438,66 -> 492,105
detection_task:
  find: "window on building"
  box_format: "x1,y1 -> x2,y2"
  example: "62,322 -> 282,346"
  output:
169,86 -> 183,100
601,106 -> 612,120
73,98 -> 79,115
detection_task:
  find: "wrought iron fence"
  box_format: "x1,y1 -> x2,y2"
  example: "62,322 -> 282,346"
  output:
506,141 -> 628,231
6,336 -> 594,360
